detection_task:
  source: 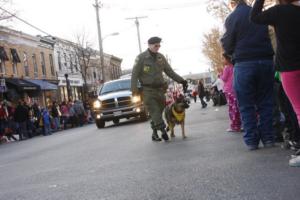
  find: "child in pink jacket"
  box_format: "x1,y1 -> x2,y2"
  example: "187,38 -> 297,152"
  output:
221,54 -> 242,132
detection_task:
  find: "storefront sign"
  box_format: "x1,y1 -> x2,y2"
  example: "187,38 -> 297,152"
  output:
58,77 -> 83,87
22,86 -> 38,90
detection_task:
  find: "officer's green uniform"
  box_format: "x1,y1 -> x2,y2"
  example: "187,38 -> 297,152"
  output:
131,49 -> 184,135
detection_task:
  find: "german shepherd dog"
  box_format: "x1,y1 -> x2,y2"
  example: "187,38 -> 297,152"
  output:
164,94 -> 190,139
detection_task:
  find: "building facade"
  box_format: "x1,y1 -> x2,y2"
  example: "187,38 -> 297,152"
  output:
105,54 -> 122,81
0,26 -> 123,104
51,37 -> 83,102
0,26 -> 58,106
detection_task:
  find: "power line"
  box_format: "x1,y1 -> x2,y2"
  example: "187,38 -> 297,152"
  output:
110,1 -> 206,12
146,1 -> 206,11
0,6 -> 52,36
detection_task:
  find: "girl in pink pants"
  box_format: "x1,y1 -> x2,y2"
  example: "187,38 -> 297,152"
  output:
281,70 -> 300,125
221,54 -> 241,132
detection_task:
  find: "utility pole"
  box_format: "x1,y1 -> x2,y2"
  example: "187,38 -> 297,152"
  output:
126,16 -> 147,53
94,0 -> 105,82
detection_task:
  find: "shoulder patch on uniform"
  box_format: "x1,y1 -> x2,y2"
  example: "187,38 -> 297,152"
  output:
144,65 -> 151,73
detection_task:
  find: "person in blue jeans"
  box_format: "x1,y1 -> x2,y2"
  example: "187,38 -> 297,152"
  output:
221,0 -> 275,150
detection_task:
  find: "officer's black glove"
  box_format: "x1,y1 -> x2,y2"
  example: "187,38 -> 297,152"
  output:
181,80 -> 188,93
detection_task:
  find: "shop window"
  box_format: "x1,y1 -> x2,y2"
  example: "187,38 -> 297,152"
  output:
57,51 -> 62,71
73,87 -> 77,100
0,59 -> 6,75
63,87 -> 68,101
32,54 -> 38,78
40,52 -> 46,77
69,54 -> 73,73
64,53 -> 67,69
0,47 -> 9,75
74,58 -> 78,72
0,46 -> 9,61
12,62 -> 17,76
60,87 -> 66,101
10,49 -> 20,76
10,49 -> 21,63
49,54 -> 55,76
23,52 -> 29,77
93,71 -> 96,79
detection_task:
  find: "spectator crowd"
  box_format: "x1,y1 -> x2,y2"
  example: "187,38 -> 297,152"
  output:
0,99 -> 94,143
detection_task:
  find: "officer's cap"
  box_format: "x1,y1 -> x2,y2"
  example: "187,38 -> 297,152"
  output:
148,36 -> 161,44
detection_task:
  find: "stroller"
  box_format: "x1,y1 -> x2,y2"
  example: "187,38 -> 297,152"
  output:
211,86 -> 227,106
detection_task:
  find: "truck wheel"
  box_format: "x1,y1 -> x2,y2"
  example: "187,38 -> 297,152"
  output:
113,119 -> 120,124
96,120 -> 105,129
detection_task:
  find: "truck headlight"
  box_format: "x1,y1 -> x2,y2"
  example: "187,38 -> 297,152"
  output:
132,95 -> 141,103
93,100 -> 101,109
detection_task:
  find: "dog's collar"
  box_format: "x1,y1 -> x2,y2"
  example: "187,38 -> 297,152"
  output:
172,106 -> 185,122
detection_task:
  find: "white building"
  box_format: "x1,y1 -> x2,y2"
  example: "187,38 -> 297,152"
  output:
51,37 -> 84,101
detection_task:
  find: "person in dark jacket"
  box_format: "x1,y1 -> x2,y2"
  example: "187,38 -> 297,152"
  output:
221,0 -> 274,150
14,100 -> 29,140
197,79 -> 207,108
251,0 -> 300,165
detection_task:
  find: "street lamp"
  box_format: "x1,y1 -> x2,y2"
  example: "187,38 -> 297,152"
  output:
102,32 -> 119,41
98,32 -> 119,83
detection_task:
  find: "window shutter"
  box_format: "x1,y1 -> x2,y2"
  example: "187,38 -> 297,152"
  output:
0,47 -> 9,61
10,49 -> 21,63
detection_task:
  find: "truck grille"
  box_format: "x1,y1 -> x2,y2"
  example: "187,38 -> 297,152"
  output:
101,97 -> 132,109
102,99 -> 116,109
117,97 -> 132,107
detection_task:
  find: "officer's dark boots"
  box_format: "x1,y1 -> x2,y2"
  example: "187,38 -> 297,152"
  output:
152,129 -> 162,142
151,121 -> 162,141
160,128 -> 169,141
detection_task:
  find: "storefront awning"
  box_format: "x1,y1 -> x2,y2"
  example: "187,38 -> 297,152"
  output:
5,78 -> 40,91
27,79 -> 58,90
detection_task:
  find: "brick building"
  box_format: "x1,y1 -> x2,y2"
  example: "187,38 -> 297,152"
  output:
0,26 -> 58,106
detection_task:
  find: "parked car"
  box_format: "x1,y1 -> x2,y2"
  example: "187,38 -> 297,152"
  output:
92,78 -> 148,128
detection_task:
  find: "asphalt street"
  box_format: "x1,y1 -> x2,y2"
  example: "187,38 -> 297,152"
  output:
0,102 -> 300,200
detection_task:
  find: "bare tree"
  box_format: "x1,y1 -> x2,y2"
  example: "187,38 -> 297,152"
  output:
73,33 -> 94,101
0,0 -> 16,22
206,0 -> 230,23
202,0 -> 230,74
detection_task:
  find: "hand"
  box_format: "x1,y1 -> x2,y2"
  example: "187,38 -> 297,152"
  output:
181,80 -> 188,93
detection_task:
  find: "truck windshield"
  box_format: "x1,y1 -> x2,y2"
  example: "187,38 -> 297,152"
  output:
100,79 -> 131,95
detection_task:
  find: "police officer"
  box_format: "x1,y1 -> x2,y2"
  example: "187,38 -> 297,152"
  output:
131,36 -> 188,141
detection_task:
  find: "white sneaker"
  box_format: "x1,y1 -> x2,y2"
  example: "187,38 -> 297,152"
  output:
289,155 -> 300,167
